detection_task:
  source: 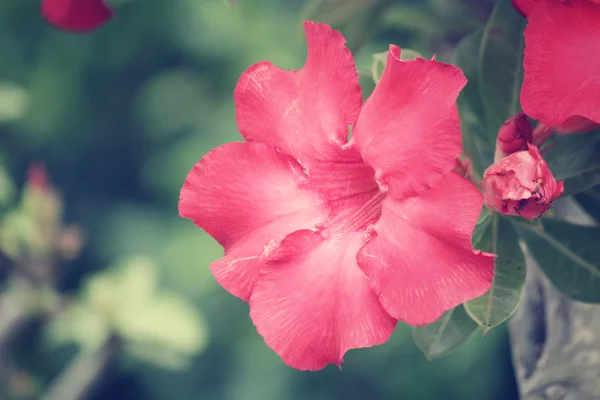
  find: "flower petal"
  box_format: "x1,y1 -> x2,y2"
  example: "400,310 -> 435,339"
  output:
357,173 -> 495,326
179,142 -> 324,300
521,0 -> 600,127
250,230 -> 396,371
511,0 -> 536,16
234,21 -> 362,168
351,46 -> 466,200
41,0 -> 113,32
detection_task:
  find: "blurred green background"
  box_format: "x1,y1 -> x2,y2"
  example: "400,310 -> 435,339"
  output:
0,0 -> 518,398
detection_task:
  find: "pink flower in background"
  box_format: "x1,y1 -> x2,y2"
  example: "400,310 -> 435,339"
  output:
41,0 -> 113,32
179,21 -> 494,370
483,144 -> 564,220
513,0 -> 600,133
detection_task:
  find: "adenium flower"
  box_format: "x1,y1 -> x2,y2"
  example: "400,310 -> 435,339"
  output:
41,0 -> 113,32
512,0 -> 600,132
483,144 -> 564,220
179,22 -> 495,370
497,112 -> 532,154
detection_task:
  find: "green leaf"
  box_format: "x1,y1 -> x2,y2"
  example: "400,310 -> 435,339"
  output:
575,186 -> 600,223
55,257 -> 209,360
478,0 -> 526,139
516,220 -> 600,303
453,30 -> 492,177
544,131 -> 600,197
454,30 -> 485,124
371,48 -> 423,84
412,306 -> 478,360
465,216 -> 526,334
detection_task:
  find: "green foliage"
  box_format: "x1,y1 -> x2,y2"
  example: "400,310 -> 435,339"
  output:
46,257 -> 208,369
575,186 -> 600,223
453,30 -> 489,177
412,307 -> 478,360
544,130 -> 600,197
465,216 -> 526,334
516,220 -> 600,303
478,0 -> 526,140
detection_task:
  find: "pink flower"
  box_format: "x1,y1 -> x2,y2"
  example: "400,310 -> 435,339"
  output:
179,22 -> 494,370
41,0 -> 113,32
483,144 -> 564,220
513,0 -> 600,131
497,113 -> 532,154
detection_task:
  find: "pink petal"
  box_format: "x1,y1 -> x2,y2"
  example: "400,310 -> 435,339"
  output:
234,21 -> 362,169
250,230 -> 396,371
357,173 -> 495,326
521,0 -> 600,127
41,0 -> 113,32
512,0 -> 536,16
351,46 -> 466,200
179,142 -> 324,300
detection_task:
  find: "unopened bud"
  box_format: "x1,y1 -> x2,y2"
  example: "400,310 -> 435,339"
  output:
497,113 -> 532,154
483,144 -> 564,220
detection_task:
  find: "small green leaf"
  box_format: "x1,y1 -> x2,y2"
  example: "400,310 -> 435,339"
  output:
516,220 -> 600,303
465,216 -> 526,334
544,131 -> 600,197
371,48 -> 423,84
412,306 -> 478,360
478,0 -> 526,139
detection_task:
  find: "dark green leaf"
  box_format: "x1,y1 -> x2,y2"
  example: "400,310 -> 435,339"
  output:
465,216 -> 526,334
575,186 -> 600,223
544,131 -> 600,197
454,30 -> 485,125
516,220 -> 600,303
453,30 -> 491,177
471,206 -> 493,248
412,306 -> 478,360
478,0 -> 526,139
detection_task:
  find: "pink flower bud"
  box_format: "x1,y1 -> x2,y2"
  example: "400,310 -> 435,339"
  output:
497,113 -> 533,154
483,144 -> 564,220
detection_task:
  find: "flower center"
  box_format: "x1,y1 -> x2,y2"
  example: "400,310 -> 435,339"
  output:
306,158 -> 384,237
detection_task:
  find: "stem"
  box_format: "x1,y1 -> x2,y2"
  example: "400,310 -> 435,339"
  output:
532,123 -> 555,148
0,278 -> 38,376
42,336 -> 119,400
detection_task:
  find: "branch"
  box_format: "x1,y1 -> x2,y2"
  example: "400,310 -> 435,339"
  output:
42,336 -> 119,400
